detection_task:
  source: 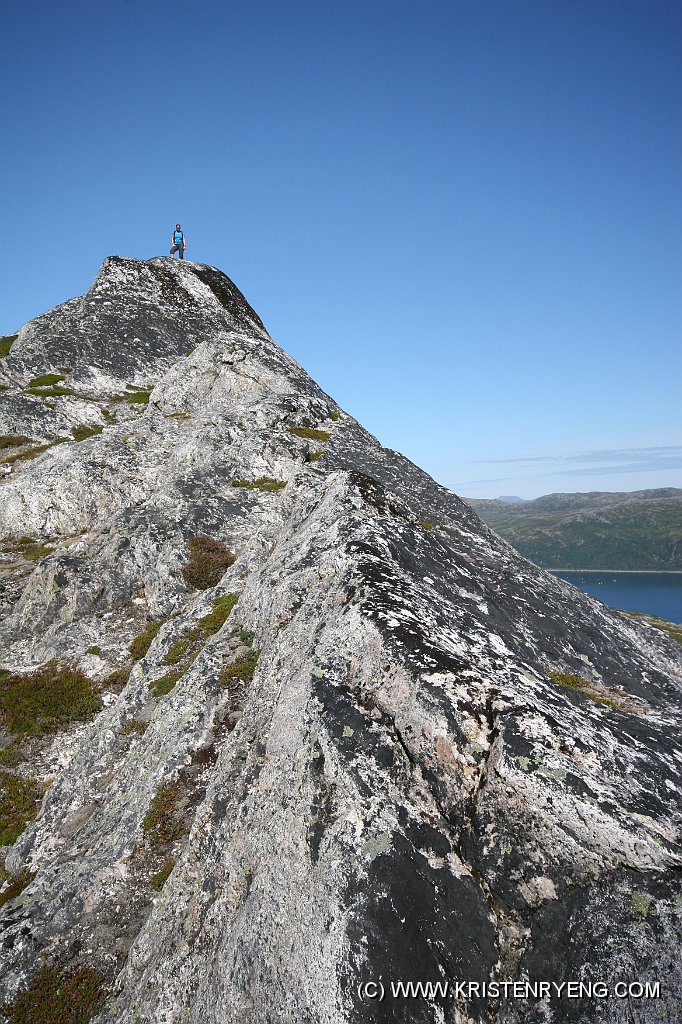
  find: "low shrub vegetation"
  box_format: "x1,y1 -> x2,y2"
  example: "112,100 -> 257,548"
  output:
0,333 -> 18,357
151,856 -> 175,891
181,535 -> 235,590
220,649 -> 260,688
1,536 -> 54,561
28,373 -> 66,387
287,426 -> 330,441
24,386 -> 80,398
0,435 -> 32,449
21,541 -> 54,561
117,387 -> 151,405
71,424 -> 103,442
161,630 -> 197,663
163,636 -> 192,665
121,718 -> 147,737
329,410 -> 340,421
0,770 -> 42,845
198,594 -> 239,636
142,783 -> 186,847
104,664 -> 132,690
1,964 -> 107,1023
0,867 -> 35,908
2,438 -> 69,464
149,667 -> 186,698
547,670 -> 624,710
129,619 -> 166,660
305,451 -> 323,463
231,476 -> 286,492
0,661 -> 102,735
0,737 -> 24,768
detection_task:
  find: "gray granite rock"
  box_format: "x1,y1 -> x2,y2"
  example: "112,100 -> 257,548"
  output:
0,257 -> 680,1023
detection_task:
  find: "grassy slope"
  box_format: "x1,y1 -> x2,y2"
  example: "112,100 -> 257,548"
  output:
466,488 -> 682,570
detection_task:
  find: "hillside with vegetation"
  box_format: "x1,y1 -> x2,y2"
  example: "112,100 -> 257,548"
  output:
466,489 -> 682,570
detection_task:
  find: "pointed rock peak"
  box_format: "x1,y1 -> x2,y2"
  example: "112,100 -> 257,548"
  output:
4,256 -> 267,384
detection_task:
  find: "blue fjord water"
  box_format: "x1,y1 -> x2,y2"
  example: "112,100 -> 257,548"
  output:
552,571 -> 682,622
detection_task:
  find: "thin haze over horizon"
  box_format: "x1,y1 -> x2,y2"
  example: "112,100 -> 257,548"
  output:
1,0 -> 680,499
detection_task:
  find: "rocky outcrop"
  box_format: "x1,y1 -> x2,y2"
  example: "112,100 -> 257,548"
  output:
0,258 -> 680,1023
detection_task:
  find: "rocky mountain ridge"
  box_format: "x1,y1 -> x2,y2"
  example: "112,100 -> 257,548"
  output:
0,257 -> 680,1023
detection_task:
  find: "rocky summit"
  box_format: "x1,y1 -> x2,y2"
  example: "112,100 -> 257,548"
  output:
0,257 -> 680,1024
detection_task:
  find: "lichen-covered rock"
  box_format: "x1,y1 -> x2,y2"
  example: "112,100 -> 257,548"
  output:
0,257 -> 680,1023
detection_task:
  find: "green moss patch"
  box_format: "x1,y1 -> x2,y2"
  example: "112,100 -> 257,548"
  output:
142,783 -> 186,847
165,411 -> 190,420
547,671 -> 624,710
149,667 -> 186,698
630,890 -> 654,917
22,542 -> 54,562
163,636 -> 192,665
1,964 -> 107,1023
28,373 -> 66,387
121,718 -> 147,737
151,856 -> 175,891
181,535 -> 236,590
0,737 -> 25,768
129,619 -> 166,660
2,444 -> 51,464
71,424 -> 103,442
198,594 -> 239,636
2,438 -> 69,464
104,664 -> 132,691
329,411 -> 340,421
0,662 -> 102,736
0,867 -> 35,909
305,451 -> 323,463
0,770 -> 42,845
24,386 -> 80,398
0,435 -> 33,450
0,334 -> 18,357
1,536 -> 54,561
420,520 -> 433,531
239,629 -> 255,647
231,476 -> 287,492
287,426 -> 330,441
220,650 -> 260,689
117,388 -> 151,405
101,407 -> 118,424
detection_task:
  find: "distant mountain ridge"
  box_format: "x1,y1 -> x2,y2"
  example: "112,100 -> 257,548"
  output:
466,488 -> 682,570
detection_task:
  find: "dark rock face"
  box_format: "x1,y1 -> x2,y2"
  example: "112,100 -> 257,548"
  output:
0,257 -> 680,1023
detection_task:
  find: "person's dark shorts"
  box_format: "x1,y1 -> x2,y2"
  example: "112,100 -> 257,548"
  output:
170,244 -> 184,259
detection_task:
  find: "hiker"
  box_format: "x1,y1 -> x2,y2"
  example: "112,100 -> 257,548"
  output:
169,224 -> 186,259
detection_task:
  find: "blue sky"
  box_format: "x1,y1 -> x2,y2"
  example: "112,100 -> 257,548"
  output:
2,0 -> 680,498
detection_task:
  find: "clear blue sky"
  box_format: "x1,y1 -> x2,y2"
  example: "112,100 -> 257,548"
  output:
2,0 -> 680,498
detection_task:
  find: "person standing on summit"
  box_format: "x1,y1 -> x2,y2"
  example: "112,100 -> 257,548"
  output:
169,224 -> 186,259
